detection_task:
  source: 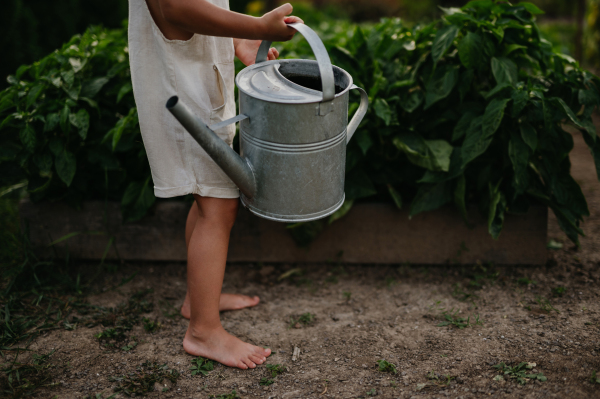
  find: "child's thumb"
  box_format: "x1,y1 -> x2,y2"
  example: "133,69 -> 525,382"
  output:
273,3 -> 293,17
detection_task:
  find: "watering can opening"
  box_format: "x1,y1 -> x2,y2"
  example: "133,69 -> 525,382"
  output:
277,62 -> 350,95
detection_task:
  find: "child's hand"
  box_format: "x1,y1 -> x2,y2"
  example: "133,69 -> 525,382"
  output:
234,39 -> 279,66
259,3 -> 304,42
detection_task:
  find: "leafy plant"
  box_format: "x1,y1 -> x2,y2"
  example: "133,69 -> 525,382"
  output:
551,286 -> 567,296
1,349 -> 60,397
493,361 -> 547,385
591,370 -> 600,384
535,295 -> 560,313
377,359 -> 398,374
109,362 -> 179,396
190,356 -> 214,376
436,308 -> 483,329
209,391 -> 240,399
0,25 -> 152,222
2,1 -> 599,244
279,0 -> 600,245
288,312 -> 316,328
142,317 -> 161,333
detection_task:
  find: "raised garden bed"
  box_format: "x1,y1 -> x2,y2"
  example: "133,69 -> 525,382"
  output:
20,200 -> 548,265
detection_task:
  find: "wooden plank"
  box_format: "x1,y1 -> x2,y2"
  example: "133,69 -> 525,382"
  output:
20,200 -> 548,265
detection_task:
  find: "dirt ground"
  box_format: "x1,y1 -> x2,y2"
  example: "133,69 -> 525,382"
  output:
10,124 -> 600,399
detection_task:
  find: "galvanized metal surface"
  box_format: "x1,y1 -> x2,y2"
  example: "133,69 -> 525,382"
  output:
166,24 -> 369,222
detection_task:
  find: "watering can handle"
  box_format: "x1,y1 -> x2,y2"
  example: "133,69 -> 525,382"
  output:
346,85 -> 369,143
255,23 -> 336,102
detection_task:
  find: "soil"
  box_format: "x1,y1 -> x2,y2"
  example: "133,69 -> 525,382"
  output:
6,119 -> 600,398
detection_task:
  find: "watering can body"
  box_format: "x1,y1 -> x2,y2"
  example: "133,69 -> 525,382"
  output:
167,23 -> 368,222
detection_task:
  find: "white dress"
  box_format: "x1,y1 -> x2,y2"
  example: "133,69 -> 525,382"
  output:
128,0 -> 239,198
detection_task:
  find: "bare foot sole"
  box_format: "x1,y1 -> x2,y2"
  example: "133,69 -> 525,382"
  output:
180,293 -> 260,319
183,327 -> 270,369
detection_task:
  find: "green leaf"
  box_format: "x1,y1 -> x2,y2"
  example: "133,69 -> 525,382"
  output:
345,168 -> 377,200
387,185 -> 402,209
44,113 -> 60,132
511,90 -> 529,117
69,109 -> 90,139
482,98 -> 510,138
49,138 -> 64,157
488,182 -> 506,239
34,151 -> 53,173
431,25 -> 459,64
454,174 -> 469,224
355,131 -> 373,155
400,90 -> 424,113
117,82 -> 133,103
60,70 -> 74,87
60,104 -> 71,133
410,182 -> 453,217
81,77 -> 110,98
393,133 -> 453,172
424,65 -> 459,109
491,57 -> 518,86
121,177 -> 156,222
26,85 -> 44,108
453,112 -> 478,142
374,98 -> 392,126
581,130 -> 600,181
502,44 -> 527,56
519,122 -> 537,151
55,150 -> 77,186
328,199 -> 354,224
508,132 -> 530,194
19,125 -> 37,153
519,2 -> 544,15
458,69 -> 474,101
457,32 -> 483,69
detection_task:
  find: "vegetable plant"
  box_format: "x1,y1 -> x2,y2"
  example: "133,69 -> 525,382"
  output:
1,1 -> 599,244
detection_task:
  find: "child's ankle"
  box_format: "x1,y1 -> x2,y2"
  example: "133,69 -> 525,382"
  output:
187,323 -> 223,340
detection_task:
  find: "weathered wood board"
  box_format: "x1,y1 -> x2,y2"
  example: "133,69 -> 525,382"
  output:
20,200 -> 548,265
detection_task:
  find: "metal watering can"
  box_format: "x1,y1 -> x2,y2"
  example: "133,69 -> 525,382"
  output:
166,23 -> 368,222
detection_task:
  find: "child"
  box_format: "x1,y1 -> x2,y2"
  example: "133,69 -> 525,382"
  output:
128,0 -> 303,369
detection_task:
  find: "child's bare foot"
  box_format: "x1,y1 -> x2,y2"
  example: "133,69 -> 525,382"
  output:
183,326 -> 271,369
180,293 -> 260,319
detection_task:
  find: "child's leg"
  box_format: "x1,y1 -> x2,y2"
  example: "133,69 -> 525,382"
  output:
182,195 -> 270,369
180,201 -> 259,319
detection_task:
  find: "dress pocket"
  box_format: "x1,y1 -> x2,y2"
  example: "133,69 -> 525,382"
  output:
209,63 -> 235,145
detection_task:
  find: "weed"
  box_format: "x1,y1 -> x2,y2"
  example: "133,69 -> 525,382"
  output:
159,299 -> 181,319
109,361 -> 180,396
385,277 -> 396,288
265,364 -> 286,377
428,300 -> 446,313
451,284 -> 479,304
259,378 -> 275,386
427,370 -> 438,380
551,286 -> 567,297
1,349 -> 60,397
325,275 -> 339,284
209,391 -> 240,399
288,313 -> 315,329
84,394 -> 116,399
366,388 -> 377,396
535,296 -> 560,314
343,291 -> 352,301
436,309 -> 483,329
517,277 -> 537,286
142,317 -> 161,333
591,370 -> 600,384
190,357 -> 214,376
121,337 -> 138,352
493,362 -> 547,385
376,359 -> 397,374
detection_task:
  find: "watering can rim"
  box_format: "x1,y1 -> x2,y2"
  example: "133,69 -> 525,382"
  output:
235,59 -> 354,105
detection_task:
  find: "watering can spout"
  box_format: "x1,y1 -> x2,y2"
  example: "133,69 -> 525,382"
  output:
166,96 -> 256,199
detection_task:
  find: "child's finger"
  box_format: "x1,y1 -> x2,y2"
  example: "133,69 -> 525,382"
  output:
273,3 -> 293,17
268,47 -> 280,60
284,16 -> 304,24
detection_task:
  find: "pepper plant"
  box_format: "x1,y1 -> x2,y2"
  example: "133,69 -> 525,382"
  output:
280,0 -> 600,244
1,1 -> 599,244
